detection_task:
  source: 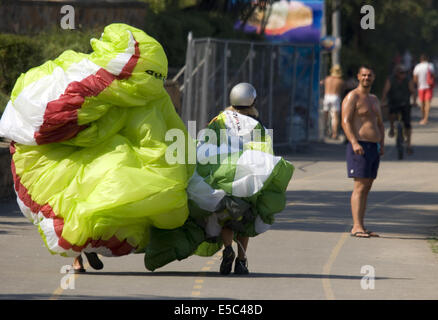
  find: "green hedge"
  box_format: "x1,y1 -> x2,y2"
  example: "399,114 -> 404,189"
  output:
0,14 -> 257,99
0,33 -> 43,95
0,28 -> 98,99
0,91 -> 9,114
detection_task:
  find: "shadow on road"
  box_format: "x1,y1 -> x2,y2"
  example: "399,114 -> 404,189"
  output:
279,141 -> 438,163
0,293 -> 214,300
274,190 -> 438,236
0,200 -> 21,218
78,270 -> 409,281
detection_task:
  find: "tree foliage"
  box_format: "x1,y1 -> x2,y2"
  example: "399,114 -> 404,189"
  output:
326,0 -> 438,94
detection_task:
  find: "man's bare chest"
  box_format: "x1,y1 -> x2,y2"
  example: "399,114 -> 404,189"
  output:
355,97 -> 377,118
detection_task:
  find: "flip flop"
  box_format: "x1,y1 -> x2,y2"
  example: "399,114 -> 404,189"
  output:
84,252 -> 104,270
350,231 -> 371,238
365,230 -> 380,237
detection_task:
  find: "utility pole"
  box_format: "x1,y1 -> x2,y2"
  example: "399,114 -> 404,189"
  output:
332,0 -> 341,66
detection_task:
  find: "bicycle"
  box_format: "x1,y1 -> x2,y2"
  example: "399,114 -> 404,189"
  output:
395,112 -> 405,160
389,106 -> 412,160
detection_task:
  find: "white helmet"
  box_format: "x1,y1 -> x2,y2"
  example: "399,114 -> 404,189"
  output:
229,83 -> 257,107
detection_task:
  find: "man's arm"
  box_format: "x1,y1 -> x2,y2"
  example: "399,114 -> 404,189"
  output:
341,91 -> 363,155
374,96 -> 385,156
320,77 -> 326,87
413,66 -> 419,85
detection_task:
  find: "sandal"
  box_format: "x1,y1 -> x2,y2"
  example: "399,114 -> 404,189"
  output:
350,231 -> 370,238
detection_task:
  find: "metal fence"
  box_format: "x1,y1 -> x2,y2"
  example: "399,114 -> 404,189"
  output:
180,34 -> 319,147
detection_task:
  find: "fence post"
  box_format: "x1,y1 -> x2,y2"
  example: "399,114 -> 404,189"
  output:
183,32 -> 193,128
307,46 -> 316,141
200,39 -> 211,127
223,42 -> 229,108
249,43 -> 254,83
289,47 -> 299,147
268,45 -> 275,129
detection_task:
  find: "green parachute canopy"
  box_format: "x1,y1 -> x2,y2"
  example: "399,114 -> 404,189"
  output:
144,110 -> 294,271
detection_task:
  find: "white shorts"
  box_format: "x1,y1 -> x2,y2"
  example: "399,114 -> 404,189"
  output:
323,94 -> 341,112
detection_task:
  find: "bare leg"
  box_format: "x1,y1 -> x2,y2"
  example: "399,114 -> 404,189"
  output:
236,235 -> 249,260
419,101 -> 426,124
331,111 -> 340,139
323,111 -> 329,136
388,113 -> 396,136
350,178 -> 374,236
405,128 -> 413,153
73,254 -> 85,272
221,227 -> 234,247
421,100 -> 431,124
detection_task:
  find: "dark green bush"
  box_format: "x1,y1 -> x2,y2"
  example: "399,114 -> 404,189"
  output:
0,28 -> 99,99
0,91 -> 9,114
0,14 -> 257,99
37,27 -> 98,61
0,33 -> 43,95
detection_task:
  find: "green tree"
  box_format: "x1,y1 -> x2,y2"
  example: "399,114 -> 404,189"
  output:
326,0 -> 438,94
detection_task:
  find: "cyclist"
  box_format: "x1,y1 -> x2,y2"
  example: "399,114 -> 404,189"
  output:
381,64 -> 416,155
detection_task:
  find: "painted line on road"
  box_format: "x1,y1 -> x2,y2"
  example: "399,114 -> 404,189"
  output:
190,251 -> 221,298
50,260 -> 90,300
321,189 -> 421,300
322,231 -> 349,300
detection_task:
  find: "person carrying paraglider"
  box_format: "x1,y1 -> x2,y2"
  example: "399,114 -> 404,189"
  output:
214,82 -> 261,275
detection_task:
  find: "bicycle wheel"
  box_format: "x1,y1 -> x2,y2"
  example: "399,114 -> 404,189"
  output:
396,122 -> 404,160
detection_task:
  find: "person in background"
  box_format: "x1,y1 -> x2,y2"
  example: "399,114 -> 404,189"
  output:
413,54 -> 435,125
321,65 -> 345,139
381,64 -> 416,155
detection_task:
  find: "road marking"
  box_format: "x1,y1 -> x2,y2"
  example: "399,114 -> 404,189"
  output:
190,252 -> 221,297
321,188 -> 428,300
50,260 -> 90,300
322,232 -> 349,300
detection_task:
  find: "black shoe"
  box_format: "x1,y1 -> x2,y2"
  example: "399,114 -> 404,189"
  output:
234,257 -> 249,275
219,246 -> 235,275
84,252 -> 104,270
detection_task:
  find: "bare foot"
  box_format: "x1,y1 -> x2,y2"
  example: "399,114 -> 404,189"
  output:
419,119 -> 428,125
73,255 -> 86,273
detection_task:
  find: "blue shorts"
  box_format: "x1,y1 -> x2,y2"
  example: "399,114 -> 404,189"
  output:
346,141 -> 380,179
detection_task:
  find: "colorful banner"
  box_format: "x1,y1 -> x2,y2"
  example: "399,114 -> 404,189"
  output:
236,0 -> 323,44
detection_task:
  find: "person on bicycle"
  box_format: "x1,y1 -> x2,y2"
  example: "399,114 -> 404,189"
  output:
381,64 -> 416,155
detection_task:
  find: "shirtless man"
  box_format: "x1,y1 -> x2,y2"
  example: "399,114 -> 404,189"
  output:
341,65 -> 385,238
322,65 -> 345,139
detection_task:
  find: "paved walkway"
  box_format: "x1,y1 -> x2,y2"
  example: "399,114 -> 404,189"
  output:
0,95 -> 437,300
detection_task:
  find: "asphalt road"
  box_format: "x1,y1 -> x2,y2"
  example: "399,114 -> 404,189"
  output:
0,98 -> 437,301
